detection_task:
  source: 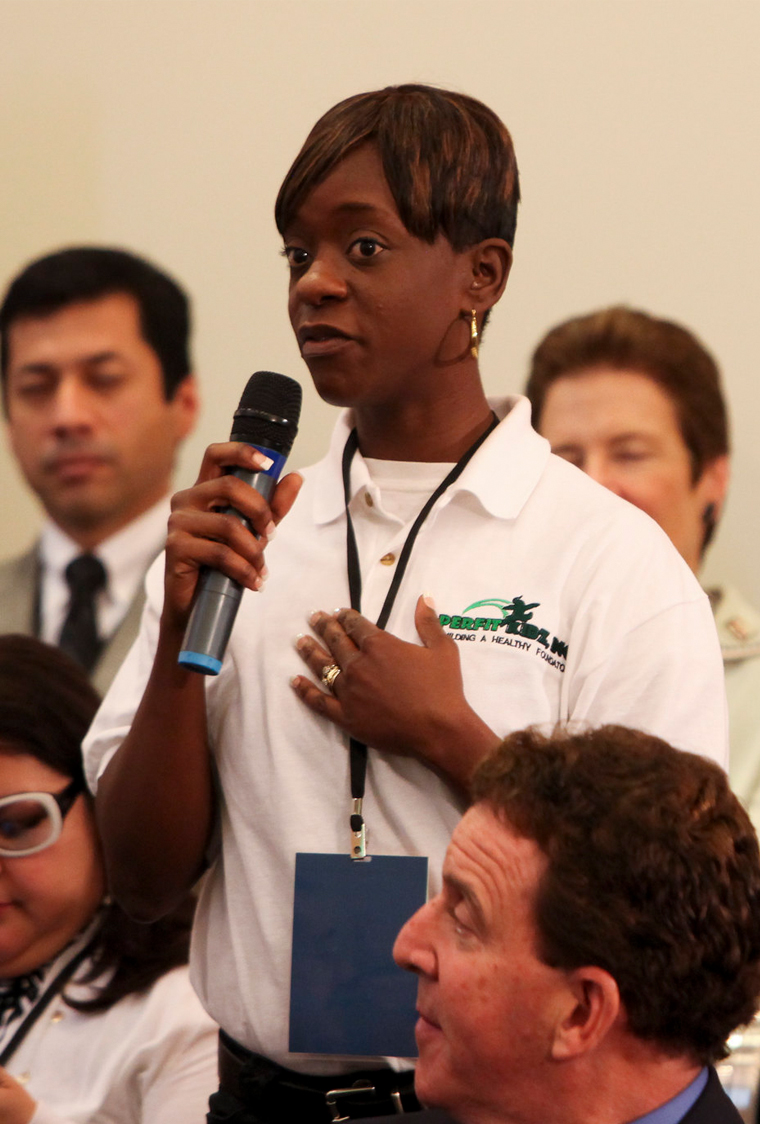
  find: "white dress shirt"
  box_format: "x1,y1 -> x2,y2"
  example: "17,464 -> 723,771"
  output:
38,499 -> 170,645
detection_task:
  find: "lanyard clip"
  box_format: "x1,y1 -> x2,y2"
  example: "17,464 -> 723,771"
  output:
350,798 -> 366,860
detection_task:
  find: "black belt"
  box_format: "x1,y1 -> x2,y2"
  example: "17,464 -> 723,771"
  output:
215,1030 -> 422,1121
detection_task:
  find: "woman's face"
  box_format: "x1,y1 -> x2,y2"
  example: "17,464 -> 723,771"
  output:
0,750 -> 105,977
283,143 -> 477,418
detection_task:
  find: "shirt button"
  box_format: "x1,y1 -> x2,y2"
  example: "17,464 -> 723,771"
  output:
364,493 -> 374,507
380,553 -> 396,566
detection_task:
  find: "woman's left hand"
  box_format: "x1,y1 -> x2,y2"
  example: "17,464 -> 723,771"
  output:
0,1069 -> 37,1124
291,595 -> 500,792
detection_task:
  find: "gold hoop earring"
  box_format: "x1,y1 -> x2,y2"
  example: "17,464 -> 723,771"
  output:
470,309 -> 479,359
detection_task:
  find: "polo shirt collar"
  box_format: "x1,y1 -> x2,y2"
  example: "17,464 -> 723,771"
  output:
311,395 -> 551,526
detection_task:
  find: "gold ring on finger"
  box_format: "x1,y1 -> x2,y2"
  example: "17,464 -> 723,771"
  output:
320,663 -> 342,693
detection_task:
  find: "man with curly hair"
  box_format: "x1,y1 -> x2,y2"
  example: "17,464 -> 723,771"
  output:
395,725 -> 760,1124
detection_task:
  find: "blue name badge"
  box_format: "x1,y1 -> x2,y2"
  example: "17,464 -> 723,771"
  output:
289,852 -> 428,1057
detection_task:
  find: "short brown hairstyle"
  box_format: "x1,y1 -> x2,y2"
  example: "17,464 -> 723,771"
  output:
472,725 -> 760,1066
525,306 -> 729,483
275,84 -> 520,251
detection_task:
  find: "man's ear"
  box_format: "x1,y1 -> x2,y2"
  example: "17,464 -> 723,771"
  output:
550,966 -> 621,1061
169,373 -> 201,443
467,239 -> 513,314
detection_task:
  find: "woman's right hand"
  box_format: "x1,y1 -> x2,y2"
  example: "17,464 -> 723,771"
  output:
162,441 -> 303,629
0,1069 -> 36,1124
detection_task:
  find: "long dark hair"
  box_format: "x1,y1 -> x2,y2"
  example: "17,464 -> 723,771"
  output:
0,635 -> 194,1011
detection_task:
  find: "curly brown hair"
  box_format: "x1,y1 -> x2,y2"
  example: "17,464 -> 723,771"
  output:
472,724 -> 760,1066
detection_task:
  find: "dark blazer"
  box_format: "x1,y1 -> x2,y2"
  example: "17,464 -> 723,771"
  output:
0,544 -> 148,697
682,1066 -> 744,1124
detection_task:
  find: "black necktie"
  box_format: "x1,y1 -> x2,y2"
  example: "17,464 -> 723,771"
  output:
58,554 -> 107,674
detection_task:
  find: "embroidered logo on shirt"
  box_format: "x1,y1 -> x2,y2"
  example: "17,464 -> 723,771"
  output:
438,596 -> 568,671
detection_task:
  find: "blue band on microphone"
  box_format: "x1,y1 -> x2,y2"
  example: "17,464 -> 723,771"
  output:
178,650 -> 223,675
179,367 -> 302,680
251,445 -> 287,481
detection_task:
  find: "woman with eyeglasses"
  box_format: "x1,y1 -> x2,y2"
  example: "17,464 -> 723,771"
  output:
0,634 -> 217,1124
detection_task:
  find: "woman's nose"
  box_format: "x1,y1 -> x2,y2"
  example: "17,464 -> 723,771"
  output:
292,253 -> 348,306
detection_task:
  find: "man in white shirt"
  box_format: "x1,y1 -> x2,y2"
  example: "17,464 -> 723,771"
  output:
0,246 -> 199,693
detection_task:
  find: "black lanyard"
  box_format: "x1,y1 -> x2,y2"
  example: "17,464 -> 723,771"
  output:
0,940 -> 94,1067
340,413 -> 499,857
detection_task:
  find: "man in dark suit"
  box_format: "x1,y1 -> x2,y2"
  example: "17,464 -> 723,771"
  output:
393,725 -> 760,1124
0,246 -> 198,693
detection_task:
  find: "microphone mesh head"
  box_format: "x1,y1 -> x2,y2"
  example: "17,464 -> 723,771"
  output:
231,371 -> 302,455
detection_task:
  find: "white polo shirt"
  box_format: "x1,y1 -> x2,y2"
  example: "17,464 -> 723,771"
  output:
84,396 -> 727,1072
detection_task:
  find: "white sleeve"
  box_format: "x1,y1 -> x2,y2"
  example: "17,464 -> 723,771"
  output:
565,594 -> 728,769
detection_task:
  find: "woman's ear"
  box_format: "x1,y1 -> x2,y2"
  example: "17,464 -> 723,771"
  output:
468,239 -> 513,312
550,966 -> 621,1061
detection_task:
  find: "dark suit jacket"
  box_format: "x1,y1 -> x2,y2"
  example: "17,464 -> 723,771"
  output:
0,544 -> 148,697
682,1066 -> 744,1124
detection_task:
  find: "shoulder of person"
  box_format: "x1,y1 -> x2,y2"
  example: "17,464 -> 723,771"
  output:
708,584 -> 760,660
0,544 -> 39,589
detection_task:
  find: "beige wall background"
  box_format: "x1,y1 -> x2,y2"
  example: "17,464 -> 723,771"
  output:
1,0 -> 758,599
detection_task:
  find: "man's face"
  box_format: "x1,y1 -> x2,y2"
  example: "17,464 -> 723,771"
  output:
394,804 -> 568,1122
4,292 -> 197,547
537,366 -> 728,573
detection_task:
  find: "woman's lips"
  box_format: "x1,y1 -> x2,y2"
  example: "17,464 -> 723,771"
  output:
297,325 -> 354,359
301,337 -> 353,359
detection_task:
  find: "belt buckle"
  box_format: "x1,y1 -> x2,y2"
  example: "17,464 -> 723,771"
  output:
325,1081 -> 374,1122
325,1078 -> 406,1119
325,1078 -> 409,1120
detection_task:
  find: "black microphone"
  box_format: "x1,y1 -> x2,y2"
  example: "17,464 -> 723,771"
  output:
178,371 -> 302,675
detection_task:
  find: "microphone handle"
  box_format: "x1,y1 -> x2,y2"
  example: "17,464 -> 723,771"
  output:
178,454 -> 284,675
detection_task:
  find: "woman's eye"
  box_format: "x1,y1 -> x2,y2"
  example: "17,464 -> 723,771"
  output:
282,246 -> 309,268
348,238 -> 384,260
